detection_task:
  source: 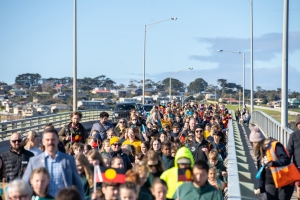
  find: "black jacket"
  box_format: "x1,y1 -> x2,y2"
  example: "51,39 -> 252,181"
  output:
287,129 -> 300,167
110,149 -> 132,171
0,148 -> 34,182
189,139 -> 212,162
161,154 -> 174,170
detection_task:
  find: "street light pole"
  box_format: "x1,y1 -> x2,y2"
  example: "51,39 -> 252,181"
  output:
169,68 -> 193,102
250,0 -> 254,112
73,0 -> 77,111
217,50 -> 245,108
142,18 -> 177,104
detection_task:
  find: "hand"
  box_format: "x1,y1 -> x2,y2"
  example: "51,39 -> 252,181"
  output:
202,148 -> 208,154
262,156 -> 269,165
65,135 -> 70,141
221,171 -> 227,177
254,188 -> 260,195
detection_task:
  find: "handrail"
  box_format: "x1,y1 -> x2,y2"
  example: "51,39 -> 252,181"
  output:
227,113 -> 242,200
250,110 -> 293,146
0,110 -> 112,139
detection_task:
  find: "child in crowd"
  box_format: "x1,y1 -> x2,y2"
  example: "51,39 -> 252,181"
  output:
30,167 -> 53,199
111,156 -> 124,169
119,182 -> 139,200
151,178 -> 168,200
83,144 -> 92,156
212,131 -> 227,160
161,141 -> 174,170
101,182 -> 120,200
208,167 -> 226,193
208,150 -> 227,182
100,139 -> 112,158
106,128 -> 116,140
86,150 -> 105,166
72,142 -> 84,156
75,153 -> 93,200
204,124 -> 211,139
122,144 -> 135,164
102,154 -> 111,167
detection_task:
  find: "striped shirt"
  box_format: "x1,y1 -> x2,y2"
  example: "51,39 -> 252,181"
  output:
44,151 -> 64,197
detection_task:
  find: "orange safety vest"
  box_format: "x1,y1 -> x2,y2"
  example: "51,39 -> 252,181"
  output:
266,140 -> 300,188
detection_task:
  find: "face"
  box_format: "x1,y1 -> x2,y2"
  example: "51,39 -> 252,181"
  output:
171,150 -> 176,157
102,186 -> 119,200
163,115 -> 168,120
131,118 -> 137,124
178,163 -> 190,169
75,160 -> 84,174
147,160 -> 158,173
8,192 -> 31,200
88,158 -> 100,166
172,127 -> 180,134
119,120 -> 126,127
111,142 -> 121,152
128,129 -> 135,139
74,148 -> 82,155
31,136 -> 40,147
189,120 -> 195,129
152,183 -> 167,200
71,114 -> 80,125
184,123 -> 189,129
30,173 -> 49,196
120,188 -> 137,200
209,159 -> 218,166
159,134 -> 166,143
107,132 -> 115,139
100,116 -> 108,124
147,123 -> 153,129
152,141 -> 161,151
10,133 -> 22,151
208,170 -> 216,181
213,134 -> 221,142
195,128 -> 203,139
83,147 -> 90,155
141,143 -> 148,154
111,158 -> 124,169
205,126 -> 210,131
162,146 -> 171,157
193,167 -> 208,187
104,144 -> 111,152
103,158 -> 110,167
42,132 -> 59,153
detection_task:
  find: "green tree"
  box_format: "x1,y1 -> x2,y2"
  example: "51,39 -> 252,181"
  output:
15,73 -> 42,88
187,78 -> 208,94
217,79 -> 227,96
161,78 -> 185,93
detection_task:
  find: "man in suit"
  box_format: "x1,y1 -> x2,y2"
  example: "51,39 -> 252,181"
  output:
22,127 -> 84,199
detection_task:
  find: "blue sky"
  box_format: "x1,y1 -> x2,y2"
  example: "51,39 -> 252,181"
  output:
0,0 -> 299,91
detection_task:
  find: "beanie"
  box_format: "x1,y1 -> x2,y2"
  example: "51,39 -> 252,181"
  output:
249,126 -> 265,142
110,136 -> 120,145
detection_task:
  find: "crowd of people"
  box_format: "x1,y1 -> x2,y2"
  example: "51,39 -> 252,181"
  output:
0,101 -> 232,200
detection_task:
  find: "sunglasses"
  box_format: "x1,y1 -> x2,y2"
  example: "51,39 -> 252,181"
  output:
119,121 -> 125,123
195,130 -> 203,133
11,139 -> 22,143
112,143 -> 121,146
148,164 -> 158,168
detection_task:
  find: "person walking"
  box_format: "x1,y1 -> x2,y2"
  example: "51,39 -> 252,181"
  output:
250,126 -> 300,200
22,127 -> 84,199
90,112 -> 114,142
1,133 -> 34,182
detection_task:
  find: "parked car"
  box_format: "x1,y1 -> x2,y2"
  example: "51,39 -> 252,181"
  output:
141,104 -> 153,117
111,103 -> 141,125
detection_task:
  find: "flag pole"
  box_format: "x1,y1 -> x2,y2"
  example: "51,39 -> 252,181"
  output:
93,165 -> 97,193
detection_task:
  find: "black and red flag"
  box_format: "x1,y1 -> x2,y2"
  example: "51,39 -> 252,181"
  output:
178,168 -> 192,182
95,166 -> 126,184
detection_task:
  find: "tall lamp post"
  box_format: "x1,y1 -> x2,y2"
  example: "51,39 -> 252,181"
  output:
73,0 -> 77,111
217,50 -> 245,108
143,17 -> 177,104
169,68 -> 193,102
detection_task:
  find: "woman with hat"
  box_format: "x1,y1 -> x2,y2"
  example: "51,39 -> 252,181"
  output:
249,126 -> 299,199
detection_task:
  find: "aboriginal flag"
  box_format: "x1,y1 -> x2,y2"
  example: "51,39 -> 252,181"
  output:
95,166 -> 126,183
178,168 -> 192,182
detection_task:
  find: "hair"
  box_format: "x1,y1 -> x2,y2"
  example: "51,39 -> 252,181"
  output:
209,166 -> 217,174
151,178 -> 168,190
136,153 -> 146,162
122,144 -> 134,156
171,145 -> 178,154
161,141 -> 171,149
72,143 -> 84,151
86,150 -> 105,166
141,141 -> 150,151
70,111 -> 82,120
193,160 -> 209,173
111,156 -> 123,166
102,182 -> 120,188
100,139 -> 111,153
120,182 -> 138,194
126,127 -> 141,140
106,128 -> 116,137
208,149 -> 218,160
55,187 -> 82,200
100,111 -> 109,118
44,123 -> 54,130
43,127 -> 58,137
172,123 -> 180,128
253,138 -> 270,161
84,144 -> 92,151
7,179 -> 33,198
125,169 -> 141,185
24,130 -> 40,148
146,150 -> 164,172
75,153 -> 93,188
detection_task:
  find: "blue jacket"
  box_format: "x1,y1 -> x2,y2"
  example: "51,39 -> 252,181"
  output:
22,151 -> 84,200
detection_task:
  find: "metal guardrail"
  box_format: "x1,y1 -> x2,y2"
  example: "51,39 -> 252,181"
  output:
0,110 -> 112,140
250,110 -> 293,146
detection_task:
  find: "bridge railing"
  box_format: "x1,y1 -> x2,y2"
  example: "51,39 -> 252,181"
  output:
0,110 -> 112,140
250,110 -> 293,146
